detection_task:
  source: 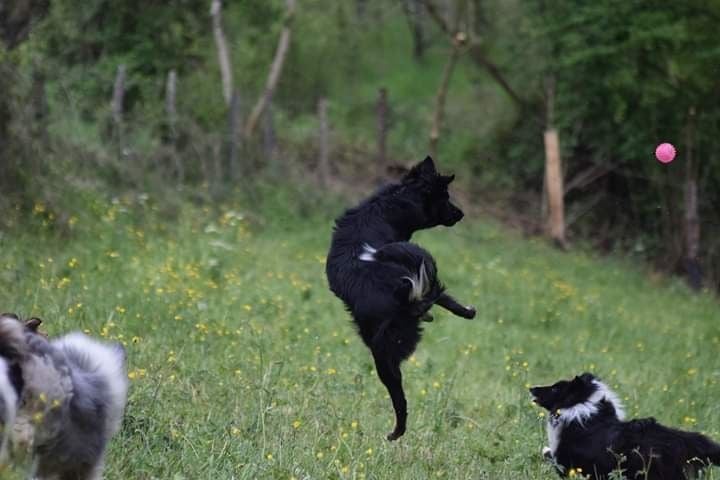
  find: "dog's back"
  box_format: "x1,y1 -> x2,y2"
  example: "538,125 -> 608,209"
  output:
615,418 -> 720,478
52,333 -> 128,437
31,333 -> 128,479
18,332 -> 128,480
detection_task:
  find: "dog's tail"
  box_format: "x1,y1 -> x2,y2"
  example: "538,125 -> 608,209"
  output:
403,260 -> 444,305
52,333 -> 129,436
402,260 -> 431,302
371,242 -> 444,315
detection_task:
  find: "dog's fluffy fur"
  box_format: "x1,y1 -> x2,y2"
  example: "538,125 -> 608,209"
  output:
0,314 -> 128,479
530,373 -> 720,479
326,156 -> 476,440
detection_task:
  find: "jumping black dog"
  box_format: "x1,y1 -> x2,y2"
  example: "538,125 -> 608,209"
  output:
326,156 -> 476,440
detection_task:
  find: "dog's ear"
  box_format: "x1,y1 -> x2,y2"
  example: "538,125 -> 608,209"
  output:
406,156 -> 437,180
25,317 -> 43,333
576,372 -> 596,385
440,174 -> 455,186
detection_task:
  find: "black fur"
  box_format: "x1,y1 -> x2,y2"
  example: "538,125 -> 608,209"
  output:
530,373 -> 720,479
326,156 -> 476,441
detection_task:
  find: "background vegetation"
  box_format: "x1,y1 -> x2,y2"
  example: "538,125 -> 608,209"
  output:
2,0 -> 719,287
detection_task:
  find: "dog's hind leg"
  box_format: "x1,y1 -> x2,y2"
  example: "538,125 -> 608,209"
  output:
436,292 -> 476,319
371,349 -> 407,441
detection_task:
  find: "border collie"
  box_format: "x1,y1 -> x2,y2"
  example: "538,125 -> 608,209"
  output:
0,313 -> 128,479
530,373 -> 720,479
326,156 -> 476,441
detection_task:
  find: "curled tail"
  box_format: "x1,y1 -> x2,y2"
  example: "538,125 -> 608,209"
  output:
366,242 -> 444,317
402,260 -> 431,302
52,333 -> 128,436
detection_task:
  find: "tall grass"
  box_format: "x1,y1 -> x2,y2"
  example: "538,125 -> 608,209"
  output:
0,188 -> 717,479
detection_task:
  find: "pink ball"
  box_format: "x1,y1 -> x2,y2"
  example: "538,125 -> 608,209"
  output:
655,143 -> 676,163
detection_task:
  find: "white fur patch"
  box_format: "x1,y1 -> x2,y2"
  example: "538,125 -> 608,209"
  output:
557,379 -> 625,425
358,243 -> 377,262
402,261 -> 429,301
547,420 -> 562,456
52,333 -> 128,434
0,358 -> 17,461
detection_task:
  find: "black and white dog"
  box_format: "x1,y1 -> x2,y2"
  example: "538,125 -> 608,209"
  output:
0,313 -> 128,479
326,156 -> 476,441
530,373 -> 720,479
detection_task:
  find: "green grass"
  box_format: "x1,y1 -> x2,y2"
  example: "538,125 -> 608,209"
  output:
1,190 -> 720,479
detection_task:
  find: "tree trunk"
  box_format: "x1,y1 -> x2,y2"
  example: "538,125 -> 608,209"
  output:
165,69 -> 177,141
0,0 -> 50,49
421,0 -> 524,109
210,0 -> 233,107
318,97 -> 330,187
30,68 -> 48,142
376,88 -> 388,173
262,97 -> 277,160
244,0 -> 296,139
226,90 -> 241,181
165,69 -> 183,182
684,106 -> 701,290
402,0 -> 426,61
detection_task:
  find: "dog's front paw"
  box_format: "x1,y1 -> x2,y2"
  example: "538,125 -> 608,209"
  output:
464,306 -> 476,319
542,446 -> 552,460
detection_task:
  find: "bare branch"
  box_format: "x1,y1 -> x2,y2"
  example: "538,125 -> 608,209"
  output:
211,0 -> 233,106
421,0 -> 525,108
429,34 -> 464,157
422,0 -> 450,34
244,0 -> 297,139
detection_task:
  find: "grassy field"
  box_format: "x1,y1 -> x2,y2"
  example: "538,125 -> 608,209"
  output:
1,189 -> 720,479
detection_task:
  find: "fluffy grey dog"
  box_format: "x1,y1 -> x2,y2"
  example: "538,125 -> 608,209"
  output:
0,314 -> 128,479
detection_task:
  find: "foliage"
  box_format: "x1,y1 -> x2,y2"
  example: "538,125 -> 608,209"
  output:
494,0 -> 720,272
2,0 -> 720,285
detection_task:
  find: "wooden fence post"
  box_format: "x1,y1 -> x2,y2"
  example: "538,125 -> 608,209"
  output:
111,64 -> 126,140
